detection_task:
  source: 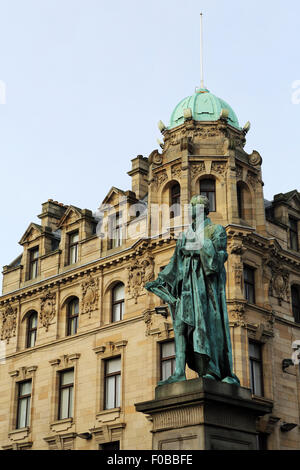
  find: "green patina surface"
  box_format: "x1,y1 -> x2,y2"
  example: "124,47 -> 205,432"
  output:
145,195 -> 240,387
169,88 -> 240,130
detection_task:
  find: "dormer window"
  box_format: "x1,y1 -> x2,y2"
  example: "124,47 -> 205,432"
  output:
68,231 -> 79,264
289,217 -> 299,251
29,247 -> 39,280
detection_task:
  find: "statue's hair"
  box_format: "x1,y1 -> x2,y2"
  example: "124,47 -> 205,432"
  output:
190,195 -> 210,215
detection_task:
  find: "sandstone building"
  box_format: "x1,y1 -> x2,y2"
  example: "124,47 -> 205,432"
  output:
1,88 -> 300,450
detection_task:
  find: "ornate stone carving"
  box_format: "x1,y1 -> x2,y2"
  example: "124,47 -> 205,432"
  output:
268,260 -> 290,305
143,309 -> 153,336
171,164 -> 182,179
193,126 -> 218,139
211,162 -> 227,176
127,251 -> 155,303
233,264 -> 243,290
40,290 -> 56,331
236,165 -> 243,180
246,171 -> 259,188
153,170 -> 168,189
227,303 -> 247,327
149,149 -> 163,166
191,162 -> 205,179
249,150 -> 262,167
81,275 -> 99,318
0,304 -> 17,343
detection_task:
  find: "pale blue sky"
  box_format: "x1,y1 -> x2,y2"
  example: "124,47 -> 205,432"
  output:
0,0 -> 300,282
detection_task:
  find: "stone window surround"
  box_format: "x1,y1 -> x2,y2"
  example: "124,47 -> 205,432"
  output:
48,353 -> 80,432
7,365 -> 38,444
93,340 -> 127,423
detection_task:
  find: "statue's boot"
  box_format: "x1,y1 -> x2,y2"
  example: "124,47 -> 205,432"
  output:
221,376 -> 240,386
202,374 -> 217,381
157,373 -> 186,387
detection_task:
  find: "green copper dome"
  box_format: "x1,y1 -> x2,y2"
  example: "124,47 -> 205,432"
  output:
169,88 -> 240,130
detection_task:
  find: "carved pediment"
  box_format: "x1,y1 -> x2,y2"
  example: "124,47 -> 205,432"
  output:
19,223 -> 43,245
101,187 -> 127,207
57,206 -> 82,228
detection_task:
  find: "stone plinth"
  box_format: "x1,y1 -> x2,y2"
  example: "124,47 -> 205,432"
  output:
135,378 -> 273,450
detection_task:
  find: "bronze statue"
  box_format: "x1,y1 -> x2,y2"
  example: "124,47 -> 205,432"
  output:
145,195 -> 240,386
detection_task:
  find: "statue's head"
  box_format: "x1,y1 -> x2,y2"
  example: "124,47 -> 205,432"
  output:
190,195 -> 210,217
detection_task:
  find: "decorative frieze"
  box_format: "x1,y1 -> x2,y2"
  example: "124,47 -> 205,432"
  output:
190,162 -> 205,179
171,164 -> 182,179
211,162 -> 227,176
153,170 -> 168,189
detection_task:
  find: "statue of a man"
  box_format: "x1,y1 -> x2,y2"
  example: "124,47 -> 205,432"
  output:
145,195 -> 240,387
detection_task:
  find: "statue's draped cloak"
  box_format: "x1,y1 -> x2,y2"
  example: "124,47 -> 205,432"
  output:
148,218 -> 239,382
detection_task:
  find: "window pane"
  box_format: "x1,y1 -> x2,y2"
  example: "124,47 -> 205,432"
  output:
252,362 -> 263,396
30,313 -> 37,328
113,303 -> 121,322
59,388 -> 69,419
28,330 -> 36,348
69,386 -> 73,418
107,357 -> 121,374
20,381 -> 32,396
162,342 -> 175,358
115,374 -> 121,408
105,376 -> 115,409
113,284 -> 124,302
201,179 -> 215,192
162,360 -> 172,381
70,232 -> 79,244
61,370 -> 74,386
249,342 -> 260,360
18,398 -> 28,428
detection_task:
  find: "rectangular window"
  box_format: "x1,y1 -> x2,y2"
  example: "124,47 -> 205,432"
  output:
289,217 -> 299,251
244,265 -> 255,304
109,212 -> 122,249
249,341 -> 264,397
161,341 -> 176,381
29,247 -> 39,280
292,286 -> 300,323
17,380 -> 32,429
68,232 -> 79,264
100,441 -> 120,450
58,369 -> 74,420
104,357 -> 121,410
256,433 -> 268,450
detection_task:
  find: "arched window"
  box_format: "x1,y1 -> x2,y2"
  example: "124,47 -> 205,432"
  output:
200,179 -> 216,212
67,298 -> 79,336
112,283 -> 125,322
170,183 -> 181,219
26,311 -> 37,348
291,285 -> 300,323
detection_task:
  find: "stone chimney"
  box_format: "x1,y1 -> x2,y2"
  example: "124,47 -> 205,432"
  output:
38,199 -> 68,230
127,155 -> 149,200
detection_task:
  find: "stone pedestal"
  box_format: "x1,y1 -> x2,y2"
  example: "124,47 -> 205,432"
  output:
135,378 -> 273,450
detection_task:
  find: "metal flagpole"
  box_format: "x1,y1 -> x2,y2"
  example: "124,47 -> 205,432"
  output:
200,13 -> 204,89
